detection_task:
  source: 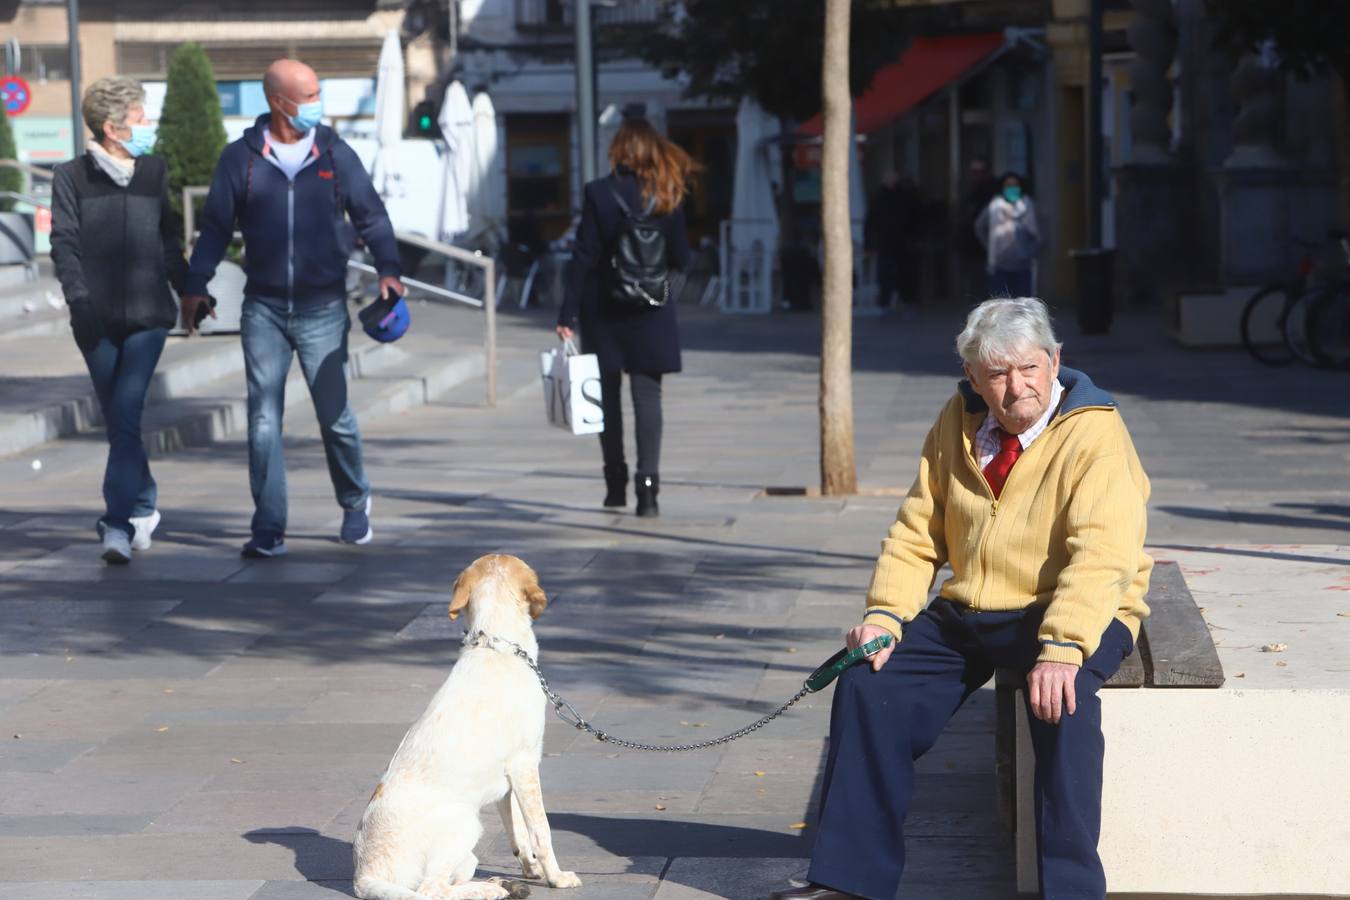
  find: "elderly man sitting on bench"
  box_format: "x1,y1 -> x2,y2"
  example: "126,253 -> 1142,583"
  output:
771,296 -> 1153,900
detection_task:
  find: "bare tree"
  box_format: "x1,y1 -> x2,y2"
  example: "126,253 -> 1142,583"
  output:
819,0 -> 857,495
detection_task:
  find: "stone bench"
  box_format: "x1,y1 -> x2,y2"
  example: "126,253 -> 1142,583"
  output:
994,559 -> 1350,897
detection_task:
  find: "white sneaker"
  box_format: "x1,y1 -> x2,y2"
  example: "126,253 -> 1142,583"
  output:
129,509 -> 161,551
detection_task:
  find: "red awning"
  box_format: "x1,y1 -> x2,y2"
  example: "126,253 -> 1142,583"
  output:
799,32 -> 1005,137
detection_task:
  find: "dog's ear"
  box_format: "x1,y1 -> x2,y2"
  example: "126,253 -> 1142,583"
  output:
525,577 -> 548,620
448,569 -> 474,620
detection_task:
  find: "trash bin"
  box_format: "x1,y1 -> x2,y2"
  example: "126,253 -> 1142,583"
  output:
1071,247 -> 1115,335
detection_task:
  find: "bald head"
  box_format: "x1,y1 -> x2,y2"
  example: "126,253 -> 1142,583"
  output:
264,59 -> 319,103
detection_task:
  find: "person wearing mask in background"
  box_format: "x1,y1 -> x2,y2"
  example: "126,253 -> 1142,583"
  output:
181,58 -> 404,559
975,171 -> 1042,299
865,170 -> 923,316
50,76 -> 186,564
556,118 -> 693,518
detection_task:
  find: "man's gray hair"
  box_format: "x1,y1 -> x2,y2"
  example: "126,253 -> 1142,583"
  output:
955,297 -> 1061,367
82,76 -> 145,138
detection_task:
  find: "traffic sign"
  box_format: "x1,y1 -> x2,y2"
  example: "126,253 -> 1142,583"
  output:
2,75 -> 33,116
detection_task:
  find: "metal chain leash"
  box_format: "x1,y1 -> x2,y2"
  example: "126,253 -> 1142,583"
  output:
465,631 -> 814,753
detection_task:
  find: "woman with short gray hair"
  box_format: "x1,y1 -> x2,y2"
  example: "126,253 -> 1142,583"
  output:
50,75 -> 188,564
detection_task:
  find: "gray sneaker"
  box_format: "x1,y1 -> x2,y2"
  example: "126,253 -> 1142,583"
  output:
101,528 -> 132,565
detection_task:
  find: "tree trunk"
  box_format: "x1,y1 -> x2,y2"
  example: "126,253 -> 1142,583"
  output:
819,0 -> 857,496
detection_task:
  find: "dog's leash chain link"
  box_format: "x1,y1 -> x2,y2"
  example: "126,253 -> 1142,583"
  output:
465,631 -> 813,753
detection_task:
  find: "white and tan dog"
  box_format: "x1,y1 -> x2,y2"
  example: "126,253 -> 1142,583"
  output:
353,554 -> 581,900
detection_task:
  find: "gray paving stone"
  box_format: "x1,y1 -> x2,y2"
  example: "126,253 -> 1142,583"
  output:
1,882 -> 264,900
247,883 -> 355,900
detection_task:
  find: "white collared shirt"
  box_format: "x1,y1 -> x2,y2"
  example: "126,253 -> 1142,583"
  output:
974,378 -> 1064,469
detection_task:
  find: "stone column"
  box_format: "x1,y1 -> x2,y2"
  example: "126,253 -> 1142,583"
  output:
1127,0 -> 1177,165
1114,0 -> 1186,306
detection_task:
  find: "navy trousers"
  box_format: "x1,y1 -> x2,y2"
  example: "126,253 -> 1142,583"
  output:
806,599 -> 1134,900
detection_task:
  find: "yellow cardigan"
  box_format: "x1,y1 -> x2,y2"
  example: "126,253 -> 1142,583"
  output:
863,369 -> 1152,666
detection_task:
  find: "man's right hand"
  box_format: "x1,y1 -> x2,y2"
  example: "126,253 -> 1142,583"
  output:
180,295 -> 216,336
846,624 -> 897,672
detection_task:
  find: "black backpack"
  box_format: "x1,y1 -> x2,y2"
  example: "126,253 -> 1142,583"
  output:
606,180 -> 670,309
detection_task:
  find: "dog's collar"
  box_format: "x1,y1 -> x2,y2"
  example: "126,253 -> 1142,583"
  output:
463,629 -> 536,663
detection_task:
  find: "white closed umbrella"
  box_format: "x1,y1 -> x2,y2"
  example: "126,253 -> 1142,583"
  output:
437,81 -> 474,243
731,96 -> 780,245
371,30 -> 404,198
725,96 -> 780,312
468,91 -> 506,240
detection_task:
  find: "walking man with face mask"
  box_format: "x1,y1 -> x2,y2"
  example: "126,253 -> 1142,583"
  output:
182,59 -> 405,559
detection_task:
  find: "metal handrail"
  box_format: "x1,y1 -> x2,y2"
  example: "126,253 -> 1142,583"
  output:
0,159 -> 55,182
179,185 -> 497,406
0,191 -> 48,210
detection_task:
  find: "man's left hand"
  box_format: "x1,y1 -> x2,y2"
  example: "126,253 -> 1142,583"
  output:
1027,660 -> 1079,724
378,276 -> 406,300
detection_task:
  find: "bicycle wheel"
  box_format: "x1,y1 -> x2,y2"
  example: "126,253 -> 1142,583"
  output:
1282,289 -> 1325,367
1307,284 -> 1350,369
1240,283 -> 1295,365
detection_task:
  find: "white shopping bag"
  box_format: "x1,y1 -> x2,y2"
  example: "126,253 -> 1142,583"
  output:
539,338 -> 605,435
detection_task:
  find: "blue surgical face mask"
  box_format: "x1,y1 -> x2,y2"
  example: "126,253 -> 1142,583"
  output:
289,99 -> 324,133
1003,185 -> 1023,204
119,124 -> 157,158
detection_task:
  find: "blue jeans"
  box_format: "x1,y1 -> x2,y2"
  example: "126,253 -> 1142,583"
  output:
807,599 -> 1134,900
240,297 -> 368,537
81,328 -> 167,539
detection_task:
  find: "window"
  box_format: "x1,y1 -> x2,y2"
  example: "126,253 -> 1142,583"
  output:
16,46 -> 71,83
506,113 -> 572,249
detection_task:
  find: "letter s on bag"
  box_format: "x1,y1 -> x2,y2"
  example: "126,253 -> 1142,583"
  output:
579,377 -> 604,425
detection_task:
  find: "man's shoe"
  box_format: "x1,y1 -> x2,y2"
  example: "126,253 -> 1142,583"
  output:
242,532 -> 287,559
100,528 -> 132,565
340,497 -> 373,545
129,509 -> 161,551
768,885 -> 860,900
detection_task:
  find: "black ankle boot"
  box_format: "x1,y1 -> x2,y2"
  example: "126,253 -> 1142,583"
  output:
634,473 -> 659,518
603,464 -> 628,507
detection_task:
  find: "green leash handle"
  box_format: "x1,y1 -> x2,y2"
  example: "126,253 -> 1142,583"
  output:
804,634 -> 893,692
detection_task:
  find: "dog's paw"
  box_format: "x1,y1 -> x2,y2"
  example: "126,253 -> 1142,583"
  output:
547,871 -> 582,889
518,858 -> 544,881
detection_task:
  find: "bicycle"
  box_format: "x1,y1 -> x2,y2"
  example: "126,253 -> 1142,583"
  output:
1240,237 -> 1319,366
1299,234 -> 1350,369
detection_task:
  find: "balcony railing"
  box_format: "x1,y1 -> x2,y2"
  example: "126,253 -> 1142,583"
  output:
515,0 -> 666,30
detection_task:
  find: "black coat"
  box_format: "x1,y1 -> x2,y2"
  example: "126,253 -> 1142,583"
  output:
50,153 -> 187,342
558,170 -> 690,375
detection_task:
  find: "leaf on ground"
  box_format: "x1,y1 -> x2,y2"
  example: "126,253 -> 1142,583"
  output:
1260,643 -> 1288,653
155,726 -> 169,733
1234,672 -> 1245,678
654,804 -> 666,811
163,688 -> 174,694
230,757 -> 245,764
714,634 -> 725,640
789,822 -> 808,830
1275,661 -> 1288,667
786,647 -> 798,653
754,771 -> 766,777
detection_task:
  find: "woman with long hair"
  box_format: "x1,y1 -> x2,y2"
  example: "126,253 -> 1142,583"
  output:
557,118 -> 693,517
50,76 -> 187,563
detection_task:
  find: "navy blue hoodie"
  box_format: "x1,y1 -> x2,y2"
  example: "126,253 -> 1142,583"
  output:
185,114 -> 401,305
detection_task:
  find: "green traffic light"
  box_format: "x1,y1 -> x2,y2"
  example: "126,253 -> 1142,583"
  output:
420,116 -> 432,129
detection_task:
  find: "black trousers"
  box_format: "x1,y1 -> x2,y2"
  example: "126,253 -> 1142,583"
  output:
598,371 -> 662,475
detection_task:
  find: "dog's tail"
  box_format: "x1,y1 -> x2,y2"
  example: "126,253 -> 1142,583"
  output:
353,876 -> 433,900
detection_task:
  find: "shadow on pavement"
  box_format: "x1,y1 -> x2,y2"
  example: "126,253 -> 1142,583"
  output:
243,828 -> 357,894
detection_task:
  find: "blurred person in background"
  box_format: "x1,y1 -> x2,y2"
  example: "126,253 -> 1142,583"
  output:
975,171 -> 1042,299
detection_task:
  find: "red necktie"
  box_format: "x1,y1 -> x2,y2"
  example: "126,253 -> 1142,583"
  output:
982,428 -> 1023,499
